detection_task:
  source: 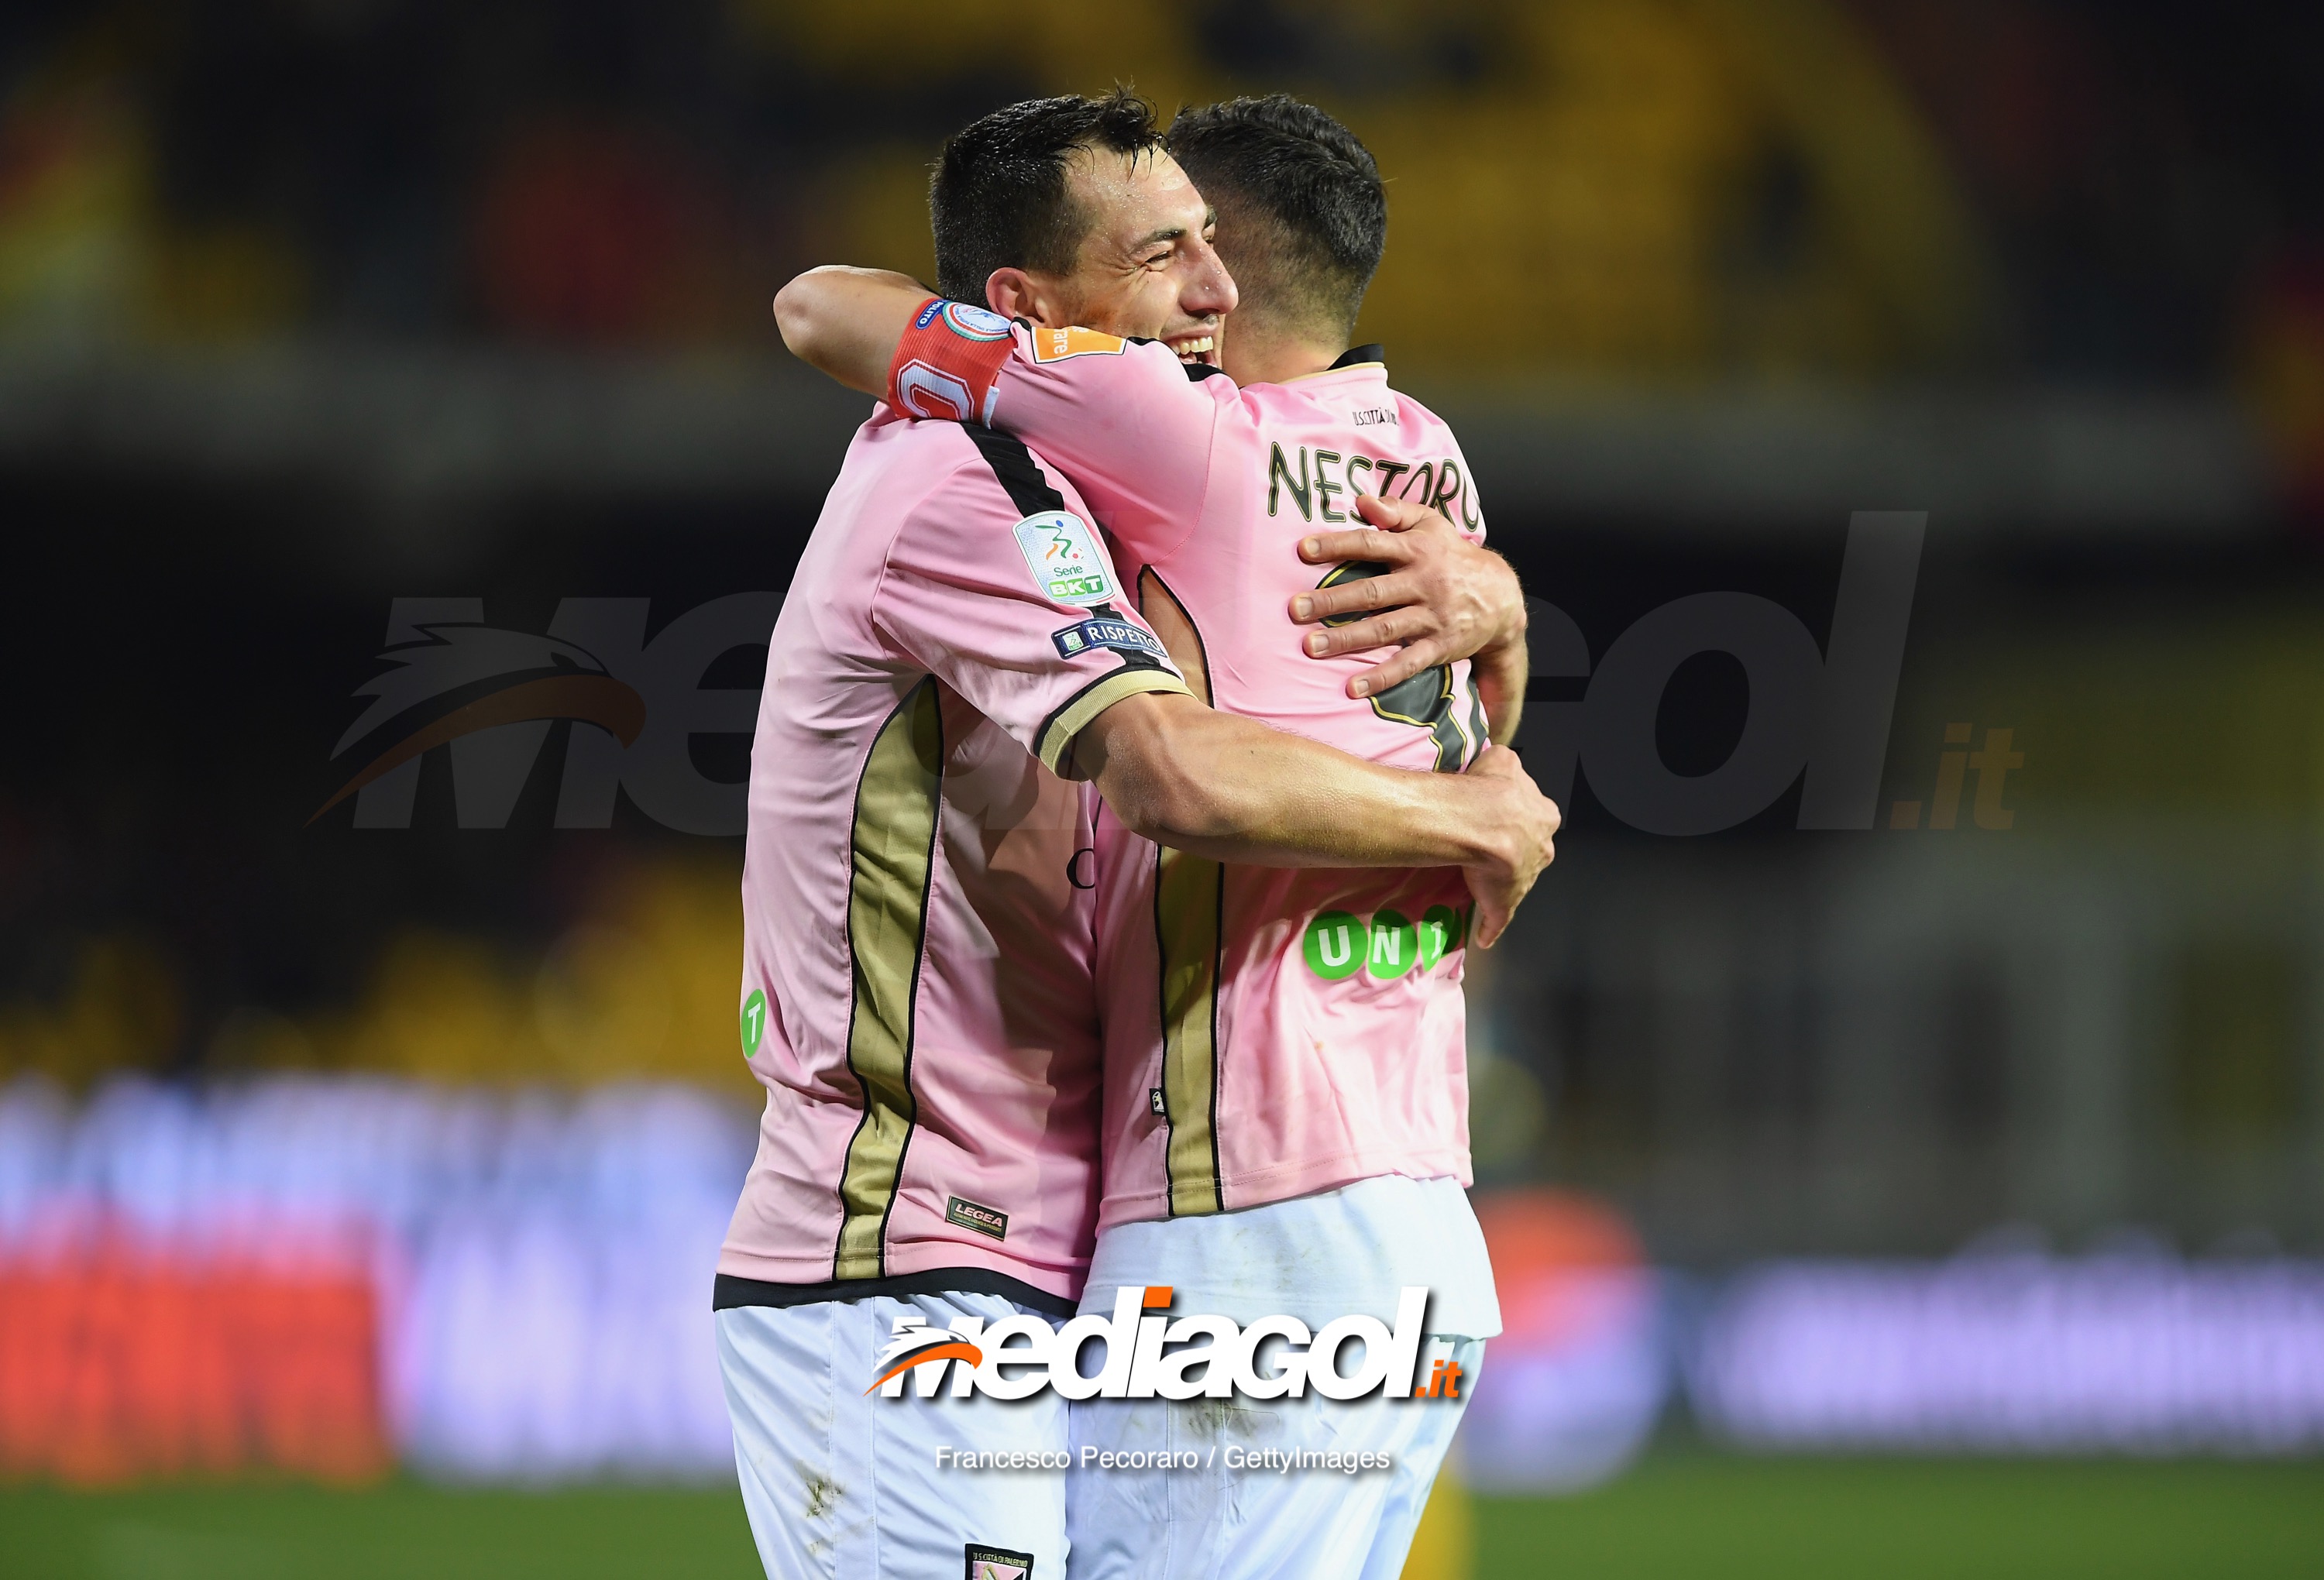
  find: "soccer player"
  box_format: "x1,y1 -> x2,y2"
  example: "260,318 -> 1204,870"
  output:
723,95 -> 1558,1580
776,94 -> 1535,1578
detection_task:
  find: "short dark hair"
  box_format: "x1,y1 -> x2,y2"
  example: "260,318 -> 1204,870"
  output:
930,90 -> 1164,304
1166,94 -> 1386,341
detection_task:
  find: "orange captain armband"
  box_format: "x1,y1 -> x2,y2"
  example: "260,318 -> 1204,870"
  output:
887,297 -> 1017,425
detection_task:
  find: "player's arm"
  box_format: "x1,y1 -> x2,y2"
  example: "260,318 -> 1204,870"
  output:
779,266 -> 1218,565
1067,692 -> 1557,948
772,266 -> 927,396
1291,494 -> 1529,742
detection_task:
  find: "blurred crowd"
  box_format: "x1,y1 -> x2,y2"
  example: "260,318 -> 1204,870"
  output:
0,852 -> 756,1098
0,1 -> 2317,407
0,1076 -> 749,1483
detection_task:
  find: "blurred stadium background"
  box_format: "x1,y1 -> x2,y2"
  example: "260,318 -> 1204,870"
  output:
5,0 -> 2324,1575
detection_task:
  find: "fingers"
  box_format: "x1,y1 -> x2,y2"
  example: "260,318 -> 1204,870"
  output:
1469,891 -> 1511,950
1353,493 -> 1440,531
1296,526 -> 1418,568
1288,568 -> 1422,625
1344,640 -> 1450,699
1301,606 -> 1428,657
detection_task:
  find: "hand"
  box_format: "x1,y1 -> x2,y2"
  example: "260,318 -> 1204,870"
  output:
1459,744 -> 1559,949
1287,494 -> 1526,700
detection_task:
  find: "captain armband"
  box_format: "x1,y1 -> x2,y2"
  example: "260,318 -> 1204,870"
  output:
886,298 -> 1017,426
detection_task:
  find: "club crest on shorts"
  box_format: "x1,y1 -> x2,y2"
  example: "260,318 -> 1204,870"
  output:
1012,511 -> 1118,607
966,1544 -> 1035,1580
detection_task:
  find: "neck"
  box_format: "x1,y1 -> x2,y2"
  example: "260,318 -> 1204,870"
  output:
1223,312 -> 1344,386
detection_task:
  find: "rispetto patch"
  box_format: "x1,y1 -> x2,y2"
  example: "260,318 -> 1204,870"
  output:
1051,616 -> 1167,661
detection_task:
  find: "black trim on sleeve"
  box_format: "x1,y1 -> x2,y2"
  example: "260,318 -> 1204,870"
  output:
712,1269 -> 1078,1322
961,425 -> 1179,771
964,426 -> 1067,519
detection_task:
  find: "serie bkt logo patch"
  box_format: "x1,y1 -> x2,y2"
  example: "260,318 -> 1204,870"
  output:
1012,511 -> 1118,608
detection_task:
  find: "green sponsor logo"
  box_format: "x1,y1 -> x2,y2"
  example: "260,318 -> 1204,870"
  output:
1302,911 -> 1364,980
740,988 -> 767,1056
1300,904 -> 1468,981
1418,905 -> 1462,971
1367,909 -> 1417,979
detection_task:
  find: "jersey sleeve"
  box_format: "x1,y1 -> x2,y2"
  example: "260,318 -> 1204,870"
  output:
1394,400 -> 1488,546
871,441 -> 1193,776
886,303 -> 1223,568
1442,431 -> 1487,544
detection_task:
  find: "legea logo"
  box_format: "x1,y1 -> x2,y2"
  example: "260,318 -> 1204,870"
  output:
865,1286 -> 1463,1403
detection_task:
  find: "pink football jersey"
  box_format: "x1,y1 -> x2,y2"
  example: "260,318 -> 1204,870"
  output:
718,405 -> 1188,1307
894,318 -> 1492,1229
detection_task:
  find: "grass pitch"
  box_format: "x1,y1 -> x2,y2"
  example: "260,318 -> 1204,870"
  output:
4,1455 -> 2321,1578
1473,1454 -> 2324,1579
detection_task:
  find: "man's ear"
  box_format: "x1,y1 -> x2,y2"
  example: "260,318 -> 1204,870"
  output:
986,267 -> 1060,326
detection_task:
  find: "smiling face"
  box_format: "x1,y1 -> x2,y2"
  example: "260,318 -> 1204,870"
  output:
986,146 -> 1238,367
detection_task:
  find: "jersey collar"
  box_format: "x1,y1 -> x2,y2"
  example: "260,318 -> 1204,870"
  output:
1285,344 -> 1387,386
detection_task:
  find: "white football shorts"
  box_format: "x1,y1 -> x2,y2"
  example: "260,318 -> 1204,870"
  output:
717,1293 -> 1068,1580
1064,1336 -> 1486,1580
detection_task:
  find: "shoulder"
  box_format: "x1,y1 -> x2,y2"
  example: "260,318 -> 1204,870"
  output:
1384,385 -> 1478,474
1386,384 -> 1459,442
870,422 -> 1100,540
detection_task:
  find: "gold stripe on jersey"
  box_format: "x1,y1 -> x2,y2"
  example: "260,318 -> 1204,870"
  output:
1156,843 -> 1225,1216
834,678 -> 944,1279
1035,668 -> 1191,777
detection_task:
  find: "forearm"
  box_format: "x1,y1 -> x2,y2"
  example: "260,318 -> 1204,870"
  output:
1473,635 -> 1527,746
772,266 -> 927,396
1080,695 -> 1504,870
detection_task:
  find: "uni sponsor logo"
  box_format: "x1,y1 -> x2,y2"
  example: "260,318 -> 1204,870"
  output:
946,1195 -> 1009,1241
868,1286 -> 1462,1403
1301,905 -> 1465,981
